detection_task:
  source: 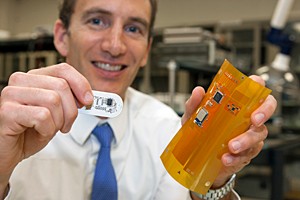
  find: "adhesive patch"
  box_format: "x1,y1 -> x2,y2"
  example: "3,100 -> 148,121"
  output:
78,90 -> 123,118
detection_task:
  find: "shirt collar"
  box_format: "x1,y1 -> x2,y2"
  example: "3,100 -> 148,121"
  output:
69,94 -> 129,146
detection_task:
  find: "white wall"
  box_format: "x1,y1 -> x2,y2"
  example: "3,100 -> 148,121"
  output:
1,0 -> 300,35
156,0 -> 300,28
0,0 -> 59,36
0,0 -> 14,31
11,0 -> 59,35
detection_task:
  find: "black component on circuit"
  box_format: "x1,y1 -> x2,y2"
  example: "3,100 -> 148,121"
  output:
106,98 -> 113,106
213,91 -> 223,104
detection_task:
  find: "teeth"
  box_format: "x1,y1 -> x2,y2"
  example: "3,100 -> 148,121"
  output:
94,62 -> 122,71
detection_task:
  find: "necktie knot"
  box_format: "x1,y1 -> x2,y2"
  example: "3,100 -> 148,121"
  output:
92,123 -> 114,148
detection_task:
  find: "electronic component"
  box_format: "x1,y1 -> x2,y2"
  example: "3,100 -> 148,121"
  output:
160,59 -> 271,195
78,90 -> 123,118
213,90 -> 223,104
194,108 -> 208,127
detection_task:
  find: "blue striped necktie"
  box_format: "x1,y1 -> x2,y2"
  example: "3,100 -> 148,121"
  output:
91,123 -> 118,200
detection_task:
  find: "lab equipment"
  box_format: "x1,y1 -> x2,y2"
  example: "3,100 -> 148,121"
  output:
256,0 -> 300,133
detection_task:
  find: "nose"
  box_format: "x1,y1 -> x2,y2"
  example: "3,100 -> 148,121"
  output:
101,25 -> 127,57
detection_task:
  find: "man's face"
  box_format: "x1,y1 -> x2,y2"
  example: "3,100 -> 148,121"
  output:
56,0 -> 152,99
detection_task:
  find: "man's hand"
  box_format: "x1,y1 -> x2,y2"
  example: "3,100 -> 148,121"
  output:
0,63 -> 93,196
182,75 -> 277,188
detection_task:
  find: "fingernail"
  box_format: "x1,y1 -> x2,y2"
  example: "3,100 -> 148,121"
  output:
85,92 -> 94,103
255,113 -> 265,125
232,141 -> 241,152
225,155 -> 233,165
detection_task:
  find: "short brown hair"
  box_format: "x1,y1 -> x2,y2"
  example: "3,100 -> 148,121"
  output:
58,0 -> 157,38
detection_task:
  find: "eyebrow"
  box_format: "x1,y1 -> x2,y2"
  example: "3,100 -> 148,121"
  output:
81,8 -> 111,20
130,17 -> 149,30
81,8 -> 149,29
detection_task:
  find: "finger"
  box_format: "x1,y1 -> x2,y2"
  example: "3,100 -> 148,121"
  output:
0,102 -> 56,138
249,75 -> 265,86
248,75 -> 277,126
222,141 -> 264,167
181,86 -> 205,124
251,95 -> 277,127
27,63 -> 93,105
1,86 -> 66,132
0,102 -> 58,159
8,72 -> 79,132
228,125 -> 268,154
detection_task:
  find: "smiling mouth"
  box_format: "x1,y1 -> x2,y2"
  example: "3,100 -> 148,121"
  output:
93,61 -> 126,71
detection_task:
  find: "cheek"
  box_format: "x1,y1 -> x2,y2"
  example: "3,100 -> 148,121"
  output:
67,37 -> 98,65
134,42 -> 150,64
71,31 -> 99,50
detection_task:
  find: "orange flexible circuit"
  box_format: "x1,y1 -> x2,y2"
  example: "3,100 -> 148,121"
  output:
160,59 -> 271,194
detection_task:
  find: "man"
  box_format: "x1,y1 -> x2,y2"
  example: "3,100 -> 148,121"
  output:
0,0 -> 276,199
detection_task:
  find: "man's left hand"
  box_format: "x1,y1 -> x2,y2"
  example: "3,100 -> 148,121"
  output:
182,75 -> 277,188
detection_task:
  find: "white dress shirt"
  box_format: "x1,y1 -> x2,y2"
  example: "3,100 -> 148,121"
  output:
8,87 -> 190,200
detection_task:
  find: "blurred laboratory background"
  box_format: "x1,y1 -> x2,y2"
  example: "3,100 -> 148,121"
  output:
1,0 -> 300,199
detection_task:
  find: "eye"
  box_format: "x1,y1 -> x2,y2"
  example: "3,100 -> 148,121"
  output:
90,18 -> 103,26
125,24 -> 147,38
126,26 -> 139,33
87,17 -> 109,30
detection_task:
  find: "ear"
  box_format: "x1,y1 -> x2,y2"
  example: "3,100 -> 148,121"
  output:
53,19 -> 69,57
140,38 -> 153,68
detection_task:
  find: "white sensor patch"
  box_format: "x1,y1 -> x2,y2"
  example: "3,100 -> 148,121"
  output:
78,90 -> 123,118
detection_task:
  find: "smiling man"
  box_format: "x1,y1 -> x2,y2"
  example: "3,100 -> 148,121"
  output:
55,0 -> 153,99
0,0 -> 276,199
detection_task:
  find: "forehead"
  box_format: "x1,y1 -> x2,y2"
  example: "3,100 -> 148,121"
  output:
73,0 -> 151,23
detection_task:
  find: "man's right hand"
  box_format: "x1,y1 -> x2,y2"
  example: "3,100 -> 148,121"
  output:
0,63 -> 93,197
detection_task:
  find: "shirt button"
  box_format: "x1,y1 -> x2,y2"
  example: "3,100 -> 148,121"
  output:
93,159 -> 97,165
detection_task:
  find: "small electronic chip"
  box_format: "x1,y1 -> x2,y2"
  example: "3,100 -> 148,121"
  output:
194,108 -> 208,127
213,91 -> 223,104
227,102 -> 240,115
106,98 -> 113,106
